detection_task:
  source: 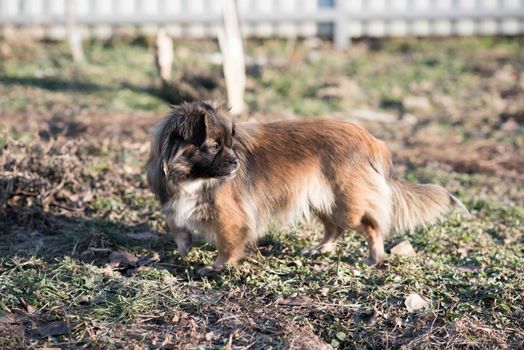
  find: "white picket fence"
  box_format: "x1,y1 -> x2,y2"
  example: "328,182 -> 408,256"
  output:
1,0 -> 524,47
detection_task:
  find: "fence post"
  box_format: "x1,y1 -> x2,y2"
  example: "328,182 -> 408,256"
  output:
218,0 -> 246,116
65,0 -> 85,63
334,0 -> 349,49
155,28 -> 174,84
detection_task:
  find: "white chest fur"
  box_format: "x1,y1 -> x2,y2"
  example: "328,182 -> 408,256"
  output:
165,180 -> 206,229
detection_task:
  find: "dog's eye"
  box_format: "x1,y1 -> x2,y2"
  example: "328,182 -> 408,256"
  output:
210,142 -> 220,152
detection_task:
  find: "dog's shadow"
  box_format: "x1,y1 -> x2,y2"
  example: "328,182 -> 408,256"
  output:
0,204 -> 204,277
256,229 -> 363,267
1,204 -> 371,279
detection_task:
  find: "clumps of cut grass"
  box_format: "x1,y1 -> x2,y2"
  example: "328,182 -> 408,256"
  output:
1,137 -> 523,347
1,37 -> 524,348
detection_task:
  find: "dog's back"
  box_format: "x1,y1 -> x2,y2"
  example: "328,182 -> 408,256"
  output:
228,119 -> 466,264
146,102 -> 466,275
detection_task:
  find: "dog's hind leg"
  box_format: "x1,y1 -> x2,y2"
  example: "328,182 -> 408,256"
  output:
301,217 -> 343,257
352,213 -> 385,266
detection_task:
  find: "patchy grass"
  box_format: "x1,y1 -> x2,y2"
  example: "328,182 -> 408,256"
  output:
1,37 -> 523,348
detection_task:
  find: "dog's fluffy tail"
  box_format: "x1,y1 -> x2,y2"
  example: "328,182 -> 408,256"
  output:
389,178 -> 469,233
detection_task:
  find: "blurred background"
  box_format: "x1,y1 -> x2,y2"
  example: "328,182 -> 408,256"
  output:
0,1 -> 524,348
1,0 -> 523,198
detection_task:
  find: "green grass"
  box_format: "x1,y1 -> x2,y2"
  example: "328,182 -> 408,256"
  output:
1,192 -> 523,348
0,41 -> 165,113
1,37 -> 523,348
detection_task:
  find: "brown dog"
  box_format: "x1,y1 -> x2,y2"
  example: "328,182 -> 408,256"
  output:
147,101 -> 467,276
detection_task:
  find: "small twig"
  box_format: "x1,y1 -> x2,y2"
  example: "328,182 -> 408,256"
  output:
227,332 -> 233,350
213,314 -> 240,325
50,202 -> 85,212
335,243 -> 342,281
89,247 -> 112,253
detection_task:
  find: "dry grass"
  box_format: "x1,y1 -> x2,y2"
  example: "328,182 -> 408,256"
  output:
0,37 -> 523,349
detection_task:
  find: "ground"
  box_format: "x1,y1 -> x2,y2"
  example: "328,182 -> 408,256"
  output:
0,37 -> 523,349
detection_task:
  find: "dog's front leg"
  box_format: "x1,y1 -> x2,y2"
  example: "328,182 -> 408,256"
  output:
197,225 -> 248,277
167,221 -> 193,257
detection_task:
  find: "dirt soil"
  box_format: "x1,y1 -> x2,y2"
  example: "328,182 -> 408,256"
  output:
1,37 -> 523,349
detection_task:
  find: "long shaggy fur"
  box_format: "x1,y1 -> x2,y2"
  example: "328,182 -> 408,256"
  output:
146,102 -> 468,275
390,179 -> 455,233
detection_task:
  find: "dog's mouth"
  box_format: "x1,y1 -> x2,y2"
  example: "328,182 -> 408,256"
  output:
219,165 -> 239,180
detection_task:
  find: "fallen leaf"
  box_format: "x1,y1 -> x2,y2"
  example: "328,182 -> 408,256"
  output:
68,190 -> 93,203
89,247 -> 112,253
109,250 -> 138,268
390,240 -> 417,257
126,231 -> 159,240
392,317 -> 403,328
457,247 -> 469,257
151,252 -> 161,262
284,324 -> 332,350
456,264 -> 482,273
319,287 -> 329,297
312,264 -> 324,272
30,230 -> 42,237
495,65 -> 518,83
30,321 -> 68,338
336,331 -> 346,340
293,259 -> 303,267
26,304 -> 37,315
402,113 -> 418,125
353,309 -> 379,325
0,312 -> 18,324
127,252 -> 161,270
403,95 -> 432,113
275,295 -> 312,307
442,301 -> 457,309
499,118 -> 519,131
405,293 -> 430,312
352,109 -> 397,123
20,298 -> 37,315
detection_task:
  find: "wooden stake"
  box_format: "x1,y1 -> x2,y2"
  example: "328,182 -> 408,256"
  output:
155,28 -> 174,85
218,0 -> 246,116
65,0 -> 84,63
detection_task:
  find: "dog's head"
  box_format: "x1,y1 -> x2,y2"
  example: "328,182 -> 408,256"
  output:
147,101 -> 238,202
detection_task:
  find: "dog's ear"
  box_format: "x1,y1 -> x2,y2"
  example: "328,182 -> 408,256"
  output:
156,103 -> 208,169
170,103 -> 208,146
147,103 -> 209,203
147,115 -> 178,203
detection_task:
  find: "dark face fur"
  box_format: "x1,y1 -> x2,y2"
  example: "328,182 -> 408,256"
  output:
147,102 -> 238,203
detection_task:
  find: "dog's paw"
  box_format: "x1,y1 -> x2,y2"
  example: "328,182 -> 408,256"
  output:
300,243 -> 337,257
177,244 -> 192,258
300,247 -> 320,257
363,256 -> 385,267
175,234 -> 193,258
197,265 -> 222,277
